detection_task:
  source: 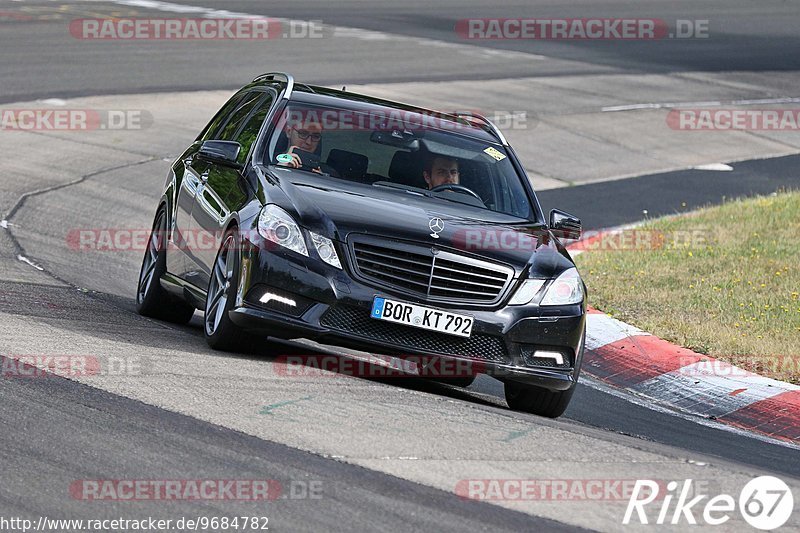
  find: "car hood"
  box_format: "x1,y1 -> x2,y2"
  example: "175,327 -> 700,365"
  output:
268,169 -> 575,278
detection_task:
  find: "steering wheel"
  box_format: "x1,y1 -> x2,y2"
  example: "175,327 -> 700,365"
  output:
430,183 -> 483,201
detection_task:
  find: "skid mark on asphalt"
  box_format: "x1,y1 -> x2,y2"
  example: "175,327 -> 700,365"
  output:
500,426 -> 536,443
259,396 -> 314,415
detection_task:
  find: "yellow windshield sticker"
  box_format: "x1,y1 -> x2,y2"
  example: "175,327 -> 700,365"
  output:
483,147 -> 506,161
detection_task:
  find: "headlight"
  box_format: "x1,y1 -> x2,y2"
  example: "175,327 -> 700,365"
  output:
258,205 -> 308,256
310,232 -> 341,269
540,268 -> 584,306
508,279 -> 546,305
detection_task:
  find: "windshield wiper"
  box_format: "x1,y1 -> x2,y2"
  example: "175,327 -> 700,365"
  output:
373,180 -> 491,209
429,192 -> 489,210
372,181 -> 431,196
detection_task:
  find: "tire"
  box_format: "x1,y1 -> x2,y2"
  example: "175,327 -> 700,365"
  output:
504,326 -> 585,418
204,227 -> 252,351
504,381 -> 575,418
136,209 -> 195,324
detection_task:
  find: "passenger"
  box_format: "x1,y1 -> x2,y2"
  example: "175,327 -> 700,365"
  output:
277,115 -> 323,170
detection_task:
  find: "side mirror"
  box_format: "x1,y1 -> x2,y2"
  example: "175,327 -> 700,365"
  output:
549,209 -> 581,240
197,140 -> 242,169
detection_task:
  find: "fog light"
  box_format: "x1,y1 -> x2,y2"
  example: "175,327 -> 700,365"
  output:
534,350 -> 564,365
259,292 -> 297,307
246,285 -> 315,317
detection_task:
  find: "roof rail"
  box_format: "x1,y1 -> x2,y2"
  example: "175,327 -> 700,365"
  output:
294,83 -> 316,94
451,112 -> 508,146
252,72 -> 295,99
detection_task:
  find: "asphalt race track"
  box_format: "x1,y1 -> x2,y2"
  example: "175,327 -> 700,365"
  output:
3,0 -> 800,103
1,1 -> 799,531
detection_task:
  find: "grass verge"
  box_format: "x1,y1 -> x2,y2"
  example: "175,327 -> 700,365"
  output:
575,191 -> 800,384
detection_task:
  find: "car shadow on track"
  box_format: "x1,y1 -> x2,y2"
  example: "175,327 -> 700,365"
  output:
219,331 -> 508,410
5,280 -> 510,411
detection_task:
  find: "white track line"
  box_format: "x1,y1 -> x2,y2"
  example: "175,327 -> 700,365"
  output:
107,0 -> 547,60
602,97 -> 800,113
17,255 -> 44,271
692,163 -> 734,171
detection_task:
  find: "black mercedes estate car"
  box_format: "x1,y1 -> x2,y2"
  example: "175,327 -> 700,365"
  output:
136,72 -> 586,417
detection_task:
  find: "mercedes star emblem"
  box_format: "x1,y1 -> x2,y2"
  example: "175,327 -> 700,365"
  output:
428,217 -> 444,239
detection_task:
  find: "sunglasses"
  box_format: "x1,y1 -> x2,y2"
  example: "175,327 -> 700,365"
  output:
292,128 -> 322,142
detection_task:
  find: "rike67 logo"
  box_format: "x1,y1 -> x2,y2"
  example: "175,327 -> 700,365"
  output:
624,476 -> 794,530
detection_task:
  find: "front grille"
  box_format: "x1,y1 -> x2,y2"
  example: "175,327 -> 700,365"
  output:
350,237 -> 512,304
430,257 -> 508,300
352,242 -> 433,294
320,305 -> 509,363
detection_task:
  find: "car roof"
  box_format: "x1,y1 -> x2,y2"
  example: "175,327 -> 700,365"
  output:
248,74 -> 503,145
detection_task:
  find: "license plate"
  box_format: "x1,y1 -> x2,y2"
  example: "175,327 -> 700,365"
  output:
370,297 -> 473,338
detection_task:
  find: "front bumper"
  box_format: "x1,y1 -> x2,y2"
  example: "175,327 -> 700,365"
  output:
230,237 -> 586,391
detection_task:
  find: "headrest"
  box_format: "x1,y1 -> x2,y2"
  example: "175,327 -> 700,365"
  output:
388,151 -> 425,189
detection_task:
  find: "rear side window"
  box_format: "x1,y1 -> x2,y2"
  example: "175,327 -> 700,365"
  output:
198,91 -> 247,142
217,92 -> 265,142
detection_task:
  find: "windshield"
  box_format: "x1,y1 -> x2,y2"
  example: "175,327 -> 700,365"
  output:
266,103 -> 536,220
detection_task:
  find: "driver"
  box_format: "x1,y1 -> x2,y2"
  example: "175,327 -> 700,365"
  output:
423,155 -> 460,189
422,156 -> 459,189
277,114 -> 323,171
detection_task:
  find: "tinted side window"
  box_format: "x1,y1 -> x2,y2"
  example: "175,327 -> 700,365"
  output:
199,91 -> 247,142
233,93 -> 275,164
217,92 -> 265,142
